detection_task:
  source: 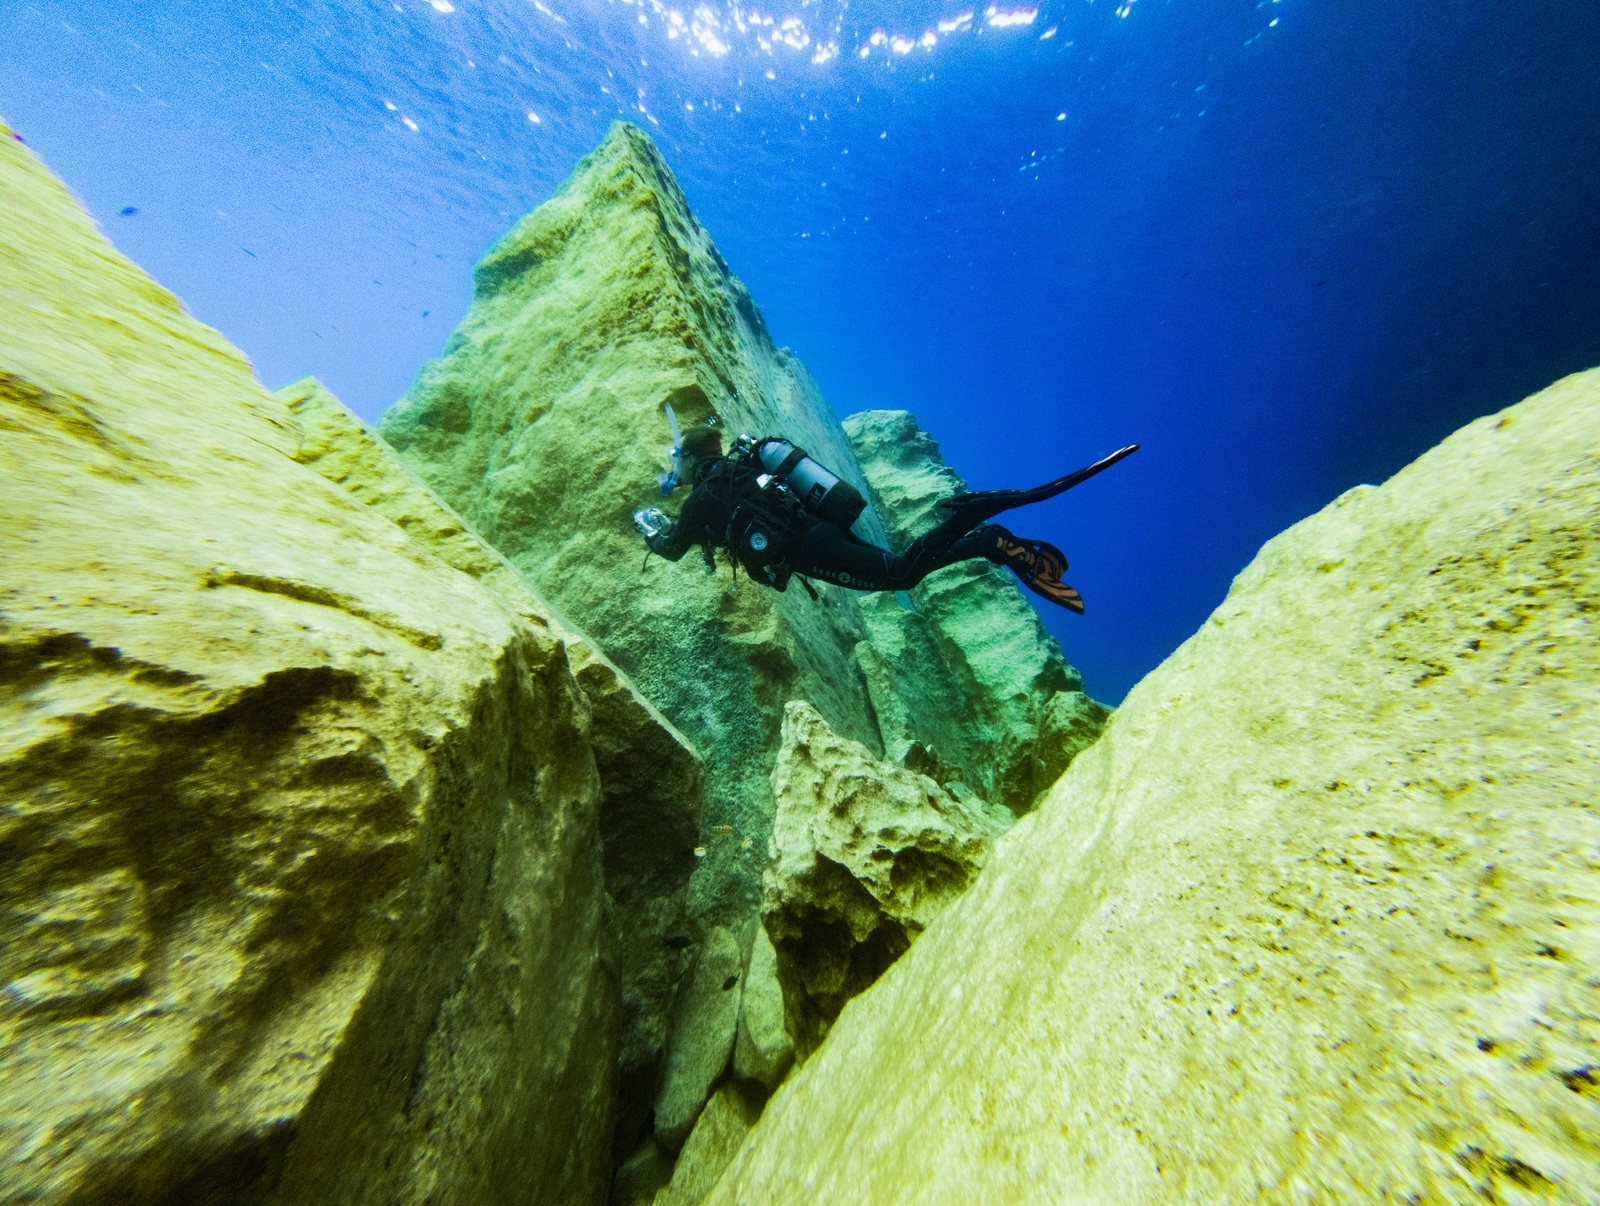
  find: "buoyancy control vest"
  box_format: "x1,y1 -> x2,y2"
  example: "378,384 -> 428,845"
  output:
702,436 -> 865,591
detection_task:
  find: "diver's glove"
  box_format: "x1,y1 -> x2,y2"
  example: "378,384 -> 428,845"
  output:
633,507 -> 673,543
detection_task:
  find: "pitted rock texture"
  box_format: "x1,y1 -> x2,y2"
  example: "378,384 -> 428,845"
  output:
763,701 -> 1012,1056
1,123 -> 615,1206
706,369 -> 1600,1204
279,376 -> 704,1158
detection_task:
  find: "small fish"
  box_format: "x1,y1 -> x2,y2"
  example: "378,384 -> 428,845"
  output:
740,837 -> 753,851
665,935 -> 692,950
721,974 -> 739,991
711,824 -> 734,836
693,845 -> 706,858
118,205 -> 138,217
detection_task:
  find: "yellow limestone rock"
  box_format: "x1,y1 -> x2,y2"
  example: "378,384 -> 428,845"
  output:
764,701 -> 1012,1056
651,1081 -> 764,1206
0,124 -> 615,1203
278,376 -> 705,1155
707,369 -> 1600,1204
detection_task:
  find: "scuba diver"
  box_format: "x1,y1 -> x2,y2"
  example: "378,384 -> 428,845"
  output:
632,411 -> 1137,613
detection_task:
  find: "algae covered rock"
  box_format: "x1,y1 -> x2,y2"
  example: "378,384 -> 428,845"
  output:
763,701 -> 1013,1055
731,925 -> 793,1087
707,369 -> 1600,1204
0,124 -> 615,1205
654,926 -> 744,1149
651,1080 -> 765,1206
278,376 -> 706,1156
843,409 -> 1108,811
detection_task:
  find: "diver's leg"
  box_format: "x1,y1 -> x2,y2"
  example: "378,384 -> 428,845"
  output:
788,523 -> 981,591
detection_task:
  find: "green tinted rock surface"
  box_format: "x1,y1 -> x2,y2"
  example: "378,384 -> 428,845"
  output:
843,409 -> 1109,811
707,369 -> 1600,1204
379,123 -> 893,940
652,1081 -> 764,1206
764,702 -> 1013,1055
0,124 -> 615,1205
380,127 -> 1102,954
731,925 -> 793,1087
654,925 -> 744,1149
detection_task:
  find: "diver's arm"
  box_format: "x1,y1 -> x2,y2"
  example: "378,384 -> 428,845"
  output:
635,490 -> 704,561
648,521 -> 694,562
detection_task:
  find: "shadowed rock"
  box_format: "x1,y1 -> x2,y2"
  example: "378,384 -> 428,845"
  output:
654,926 -> 744,1149
763,701 -> 1013,1055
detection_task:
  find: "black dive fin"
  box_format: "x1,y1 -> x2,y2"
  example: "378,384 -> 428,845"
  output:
937,443 -> 1140,527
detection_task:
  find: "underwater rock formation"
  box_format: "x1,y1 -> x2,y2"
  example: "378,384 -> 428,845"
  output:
1,124 -> 620,1205
731,926 -> 793,1087
843,410 -> 1109,812
277,377 -> 705,1158
378,123 -> 1097,939
378,121 -> 889,944
378,121 -> 1106,1161
704,368 -> 1600,1203
764,702 -> 1013,1055
652,1081 -> 765,1206
653,926 -> 744,1149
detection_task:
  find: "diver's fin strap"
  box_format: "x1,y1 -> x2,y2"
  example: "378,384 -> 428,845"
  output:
797,575 -> 820,601
976,527 -> 1084,613
936,444 -> 1140,522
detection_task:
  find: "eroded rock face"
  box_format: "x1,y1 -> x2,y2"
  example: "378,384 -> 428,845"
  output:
0,124 -> 615,1205
707,370 -> 1600,1204
844,408 -> 1109,812
763,702 -> 1012,1055
279,377 -> 706,1161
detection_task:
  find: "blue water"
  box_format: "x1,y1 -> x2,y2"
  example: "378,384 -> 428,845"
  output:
5,0 -> 1598,701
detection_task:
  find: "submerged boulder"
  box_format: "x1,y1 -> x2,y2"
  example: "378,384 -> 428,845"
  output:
652,1080 -> 765,1206
377,124 -> 1102,958
653,926 -> 744,1149
379,122 -> 890,945
707,369 -> 1600,1203
731,926 -> 793,1088
764,702 -> 1013,1055
1,124 -> 617,1205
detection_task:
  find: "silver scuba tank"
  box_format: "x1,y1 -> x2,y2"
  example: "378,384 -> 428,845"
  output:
754,438 -> 867,529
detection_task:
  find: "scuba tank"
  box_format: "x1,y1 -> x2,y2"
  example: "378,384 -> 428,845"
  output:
743,436 -> 866,529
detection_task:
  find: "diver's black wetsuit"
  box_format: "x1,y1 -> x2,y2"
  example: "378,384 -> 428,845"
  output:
646,457 -> 988,592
